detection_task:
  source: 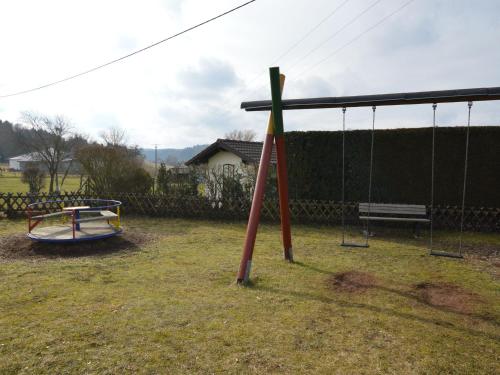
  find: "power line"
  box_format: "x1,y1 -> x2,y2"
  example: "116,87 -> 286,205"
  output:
246,0 -> 384,96
233,0 -> 352,99
252,0 -> 350,77
285,0 -> 383,74
0,0 -> 256,99
295,0 -> 415,77
267,0 -> 352,71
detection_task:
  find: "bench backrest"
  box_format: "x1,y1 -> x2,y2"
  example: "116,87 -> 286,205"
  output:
359,203 -> 427,216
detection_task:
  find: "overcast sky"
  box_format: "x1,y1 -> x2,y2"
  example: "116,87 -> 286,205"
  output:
0,0 -> 499,148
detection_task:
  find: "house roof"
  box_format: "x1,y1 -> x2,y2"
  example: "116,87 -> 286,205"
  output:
185,139 -> 277,166
9,152 -> 73,163
9,153 -> 40,162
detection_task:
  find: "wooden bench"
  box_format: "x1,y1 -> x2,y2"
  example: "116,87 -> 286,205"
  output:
359,203 -> 429,236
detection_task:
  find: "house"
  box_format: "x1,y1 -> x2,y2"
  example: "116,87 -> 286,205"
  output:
8,153 -> 41,171
8,152 -> 77,173
185,139 -> 277,197
186,138 -> 276,173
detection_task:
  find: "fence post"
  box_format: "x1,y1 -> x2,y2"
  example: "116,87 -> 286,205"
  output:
6,193 -> 13,218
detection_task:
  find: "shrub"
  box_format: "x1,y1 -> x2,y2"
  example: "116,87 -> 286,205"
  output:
77,144 -> 152,194
21,167 -> 45,193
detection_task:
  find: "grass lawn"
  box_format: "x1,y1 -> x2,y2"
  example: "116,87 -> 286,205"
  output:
0,170 -> 81,193
0,217 -> 498,374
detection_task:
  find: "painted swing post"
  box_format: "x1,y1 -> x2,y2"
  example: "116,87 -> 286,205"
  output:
270,67 -> 293,262
236,68 -> 286,284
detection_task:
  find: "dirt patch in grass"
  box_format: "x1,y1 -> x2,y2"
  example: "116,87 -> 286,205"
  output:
451,243 -> 499,257
327,271 -> 378,293
413,282 -> 481,314
0,229 -> 157,261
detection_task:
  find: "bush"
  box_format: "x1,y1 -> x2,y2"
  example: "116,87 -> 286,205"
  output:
21,167 -> 45,193
77,144 -> 152,194
157,163 -> 199,197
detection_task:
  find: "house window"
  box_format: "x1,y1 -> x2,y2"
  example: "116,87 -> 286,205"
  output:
223,164 -> 235,178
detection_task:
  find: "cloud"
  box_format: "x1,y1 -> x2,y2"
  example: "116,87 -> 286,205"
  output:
287,76 -> 337,98
0,0 -> 498,148
176,58 -> 240,98
116,35 -> 138,51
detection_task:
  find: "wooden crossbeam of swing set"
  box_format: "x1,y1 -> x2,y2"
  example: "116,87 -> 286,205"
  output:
241,86 -> 500,111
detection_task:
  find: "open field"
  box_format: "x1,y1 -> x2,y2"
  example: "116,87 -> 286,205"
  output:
0,169 -> 82,193
0,217 -> 499,374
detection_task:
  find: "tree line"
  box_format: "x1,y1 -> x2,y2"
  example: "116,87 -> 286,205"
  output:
1,112 -> 154,195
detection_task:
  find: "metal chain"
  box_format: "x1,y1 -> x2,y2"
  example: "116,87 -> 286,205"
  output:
458,101 -> 473,255
341,107 -> 347,245
365,106 -> 376,246
430,103 -> 437,253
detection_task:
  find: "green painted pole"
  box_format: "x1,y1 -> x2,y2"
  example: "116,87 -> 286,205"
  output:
270,67 -> 293,262
270,67 -> 285,135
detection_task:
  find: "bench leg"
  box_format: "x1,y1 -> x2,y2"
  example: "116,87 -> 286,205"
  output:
413,223 -> 420,238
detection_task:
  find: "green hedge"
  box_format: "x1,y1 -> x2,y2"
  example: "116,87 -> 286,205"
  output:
285,127 -> 500,206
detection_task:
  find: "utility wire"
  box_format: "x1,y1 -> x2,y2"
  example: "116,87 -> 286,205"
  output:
285,0 -> 383,73
294,0 -> 415,78
267,0 -> 352,71
246,0 -> 384,96
0,0 -> 256,99
237,0 -> 352,99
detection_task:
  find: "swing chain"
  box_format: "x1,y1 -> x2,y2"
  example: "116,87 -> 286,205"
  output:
365,106 -> 376,245
430,103 -> 437,253
341,107 -> 346,245
458,101 -> 473,255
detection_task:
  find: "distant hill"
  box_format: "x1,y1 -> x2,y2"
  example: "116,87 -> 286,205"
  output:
140,144 -> 208,164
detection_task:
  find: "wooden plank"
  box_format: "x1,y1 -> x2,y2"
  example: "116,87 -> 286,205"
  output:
359,203 -> 426,210
359,210 -> 427,216
359,208 -> 427,215
359,216 -> 430,222
31,211 -> 70,219
359,203 -> 426,215
100,210 -> 118,217
63,206 -> 90,210
359,202 -> 425,208
75,215 -> 116,223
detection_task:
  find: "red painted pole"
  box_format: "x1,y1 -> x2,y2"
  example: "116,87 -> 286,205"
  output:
28,206 -> 31,233
275,135 -> 293,261
236,133 -> 274,283
72,210 -> 76,239
237,72 -> 286,284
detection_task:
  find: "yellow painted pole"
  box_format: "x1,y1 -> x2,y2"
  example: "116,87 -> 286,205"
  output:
116,206 -> 121,228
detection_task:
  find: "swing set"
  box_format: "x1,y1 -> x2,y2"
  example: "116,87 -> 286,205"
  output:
236,66 -> 500,284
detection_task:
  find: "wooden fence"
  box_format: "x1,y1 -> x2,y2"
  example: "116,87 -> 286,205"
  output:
0,192 -> 498,232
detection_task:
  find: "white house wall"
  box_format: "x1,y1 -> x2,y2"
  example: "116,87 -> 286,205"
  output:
9,159 -> 20,170
203,151 -> 259,199
207,151 -> 243,172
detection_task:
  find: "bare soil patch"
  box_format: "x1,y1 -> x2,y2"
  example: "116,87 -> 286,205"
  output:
448,243 -> 499,257
327,271 -> 378,293
0,229 -> 157,261
413,282 -> 481,314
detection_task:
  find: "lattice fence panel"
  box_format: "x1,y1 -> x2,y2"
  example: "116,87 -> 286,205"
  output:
0,193 -> 498,232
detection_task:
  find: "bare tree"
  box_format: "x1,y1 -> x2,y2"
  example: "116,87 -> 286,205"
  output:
100,126 -> 128,146
224,129 -> 257,141
20,112 -> 73,193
